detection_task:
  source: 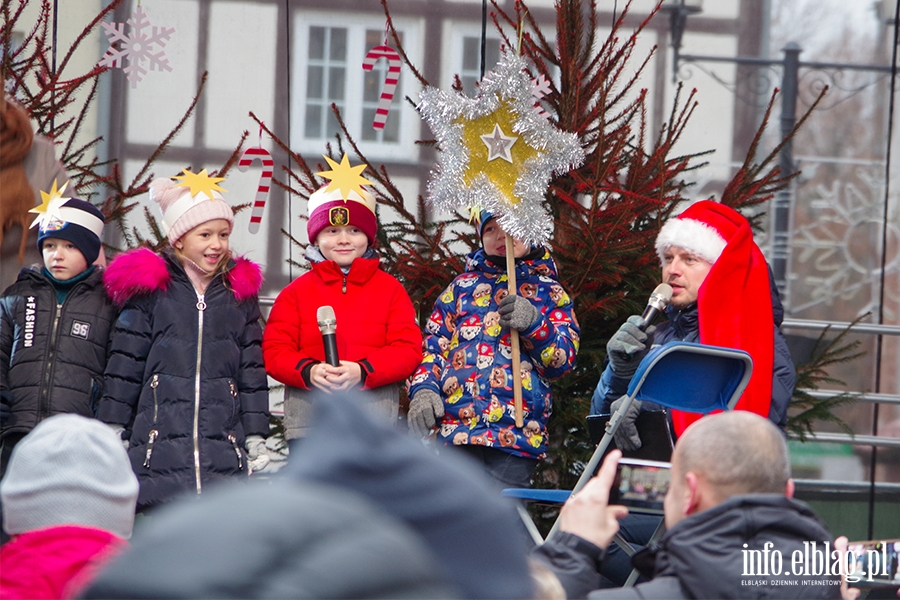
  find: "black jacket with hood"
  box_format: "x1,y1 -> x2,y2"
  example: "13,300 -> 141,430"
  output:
0,266 -> 117,439
534,494 -> 842,600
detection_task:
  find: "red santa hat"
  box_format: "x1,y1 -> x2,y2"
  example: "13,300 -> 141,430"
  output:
655,201 -> 775,435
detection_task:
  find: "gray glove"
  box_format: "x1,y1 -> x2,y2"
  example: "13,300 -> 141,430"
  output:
606,315 -> 656,378
246,435 -> 270,473
498,295 -> 540,331
407,390 -> 444,437
611,396 -> 643,451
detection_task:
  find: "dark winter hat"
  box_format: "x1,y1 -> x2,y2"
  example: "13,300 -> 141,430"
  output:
0,414 -> 139,539
34,197 -> 105,264
80,480 -> 458,599
476,209 -> 494,238
285,392 -> 535,600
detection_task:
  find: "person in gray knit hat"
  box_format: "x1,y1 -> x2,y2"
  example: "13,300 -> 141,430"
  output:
0,413 -> 139,599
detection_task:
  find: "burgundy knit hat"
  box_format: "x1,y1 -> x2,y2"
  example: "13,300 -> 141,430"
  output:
306,185 -> 377,245
150,174 -> 234,244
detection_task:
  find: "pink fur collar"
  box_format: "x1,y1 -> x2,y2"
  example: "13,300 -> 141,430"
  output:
104,248 -> 262,306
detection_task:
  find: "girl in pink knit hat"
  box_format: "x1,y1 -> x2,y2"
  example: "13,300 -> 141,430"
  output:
263,156 -> 422,439
97,170 -> 271,512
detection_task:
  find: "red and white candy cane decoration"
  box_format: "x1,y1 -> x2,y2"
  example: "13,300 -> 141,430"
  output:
362,45 -> 401,130
238,146 -> 274,234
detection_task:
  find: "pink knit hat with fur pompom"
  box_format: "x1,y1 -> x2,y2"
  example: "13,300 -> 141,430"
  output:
150,176 -> 234,244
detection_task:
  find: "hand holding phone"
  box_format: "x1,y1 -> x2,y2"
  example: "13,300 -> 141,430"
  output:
557,450 -> 629,550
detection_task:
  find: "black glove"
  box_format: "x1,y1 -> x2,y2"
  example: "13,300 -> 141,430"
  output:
498,295 -> 540,331
610,395 -> 642,451
606,316 -> 656,379
0,390 -> 13,424
407,390 -> 444,437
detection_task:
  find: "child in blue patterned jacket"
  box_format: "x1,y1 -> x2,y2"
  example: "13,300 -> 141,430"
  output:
407,211 -> 579,488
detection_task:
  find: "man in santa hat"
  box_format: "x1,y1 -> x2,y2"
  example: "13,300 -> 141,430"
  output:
590,200 -> 795,451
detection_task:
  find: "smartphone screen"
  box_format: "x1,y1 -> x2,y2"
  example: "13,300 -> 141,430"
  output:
846,539 -> 900,586
608,458 -> 672,514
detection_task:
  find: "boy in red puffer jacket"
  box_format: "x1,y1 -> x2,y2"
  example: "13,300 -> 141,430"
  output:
263,155 -> 421,439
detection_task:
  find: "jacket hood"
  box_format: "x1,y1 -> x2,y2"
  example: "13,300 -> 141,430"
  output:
104,248 -> 262,306
285,392 -> 534,600
81,480 -> 458,599
650,495 -> 839,598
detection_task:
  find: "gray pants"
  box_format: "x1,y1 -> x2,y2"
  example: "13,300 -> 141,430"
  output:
283,384 -> 400,440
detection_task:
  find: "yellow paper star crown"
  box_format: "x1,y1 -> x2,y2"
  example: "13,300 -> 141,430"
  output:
173,168 -> 227,200
29,180 -> 71,229
315,154 -> 374,201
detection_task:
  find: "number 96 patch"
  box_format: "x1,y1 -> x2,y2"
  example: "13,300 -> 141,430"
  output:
71,320 -> 91,339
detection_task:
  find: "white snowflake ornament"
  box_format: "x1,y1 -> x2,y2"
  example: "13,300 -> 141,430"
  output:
100,6 -> 175,88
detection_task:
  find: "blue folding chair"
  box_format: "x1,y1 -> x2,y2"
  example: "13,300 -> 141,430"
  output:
503,341 -> 753,550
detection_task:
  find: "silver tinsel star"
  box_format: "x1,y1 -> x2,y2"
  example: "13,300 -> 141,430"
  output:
417,50 -> 584,246
481,124 -> 518,163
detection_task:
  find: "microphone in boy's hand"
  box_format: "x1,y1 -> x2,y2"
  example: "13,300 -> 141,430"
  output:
316,305 -> 340,367
640,283 -> 673,330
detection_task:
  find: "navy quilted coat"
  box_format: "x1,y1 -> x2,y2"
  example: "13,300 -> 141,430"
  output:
99,249 -> 269,510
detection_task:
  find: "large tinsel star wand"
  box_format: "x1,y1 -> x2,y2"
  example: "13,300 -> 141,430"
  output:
418,49 -> 584,427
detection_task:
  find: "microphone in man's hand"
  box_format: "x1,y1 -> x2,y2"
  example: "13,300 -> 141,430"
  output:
316,305 -> 340,367
640,283 -> 673,330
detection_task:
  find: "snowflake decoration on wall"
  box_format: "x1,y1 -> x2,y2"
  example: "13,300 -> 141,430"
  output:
417,50 -> 584,247
100,6 -> 175,89
790,167 -> 899,319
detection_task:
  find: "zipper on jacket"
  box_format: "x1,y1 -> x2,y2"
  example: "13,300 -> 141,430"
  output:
342,275 -> 347,294
150,373 -> 160,423
143,429 -> 158,468
38,303 -> 63,418
193,294 -> 206,494
143,374 -> 160,467
227,432 -> 243,470
229,379 -> 238,423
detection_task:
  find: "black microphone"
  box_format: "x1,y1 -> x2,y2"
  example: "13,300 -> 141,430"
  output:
316,305 -> 340,367
640,283 -> 673,330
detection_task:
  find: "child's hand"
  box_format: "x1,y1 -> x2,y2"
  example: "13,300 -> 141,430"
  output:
327,361 -> 362,391
310,362 -> 362,391
310,363 -> 335,393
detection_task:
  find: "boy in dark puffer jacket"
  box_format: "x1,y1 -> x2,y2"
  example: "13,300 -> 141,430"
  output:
1,193 -> 115,479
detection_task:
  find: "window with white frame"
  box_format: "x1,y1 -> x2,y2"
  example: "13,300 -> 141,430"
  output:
448,26 -> 559,117
292,13 -> 420,161
460,35 -> 500,96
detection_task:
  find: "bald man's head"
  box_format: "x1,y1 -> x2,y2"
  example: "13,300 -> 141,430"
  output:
664,412 -> 791,527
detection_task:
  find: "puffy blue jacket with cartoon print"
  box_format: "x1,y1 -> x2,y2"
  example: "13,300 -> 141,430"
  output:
409,248 -> 579,460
